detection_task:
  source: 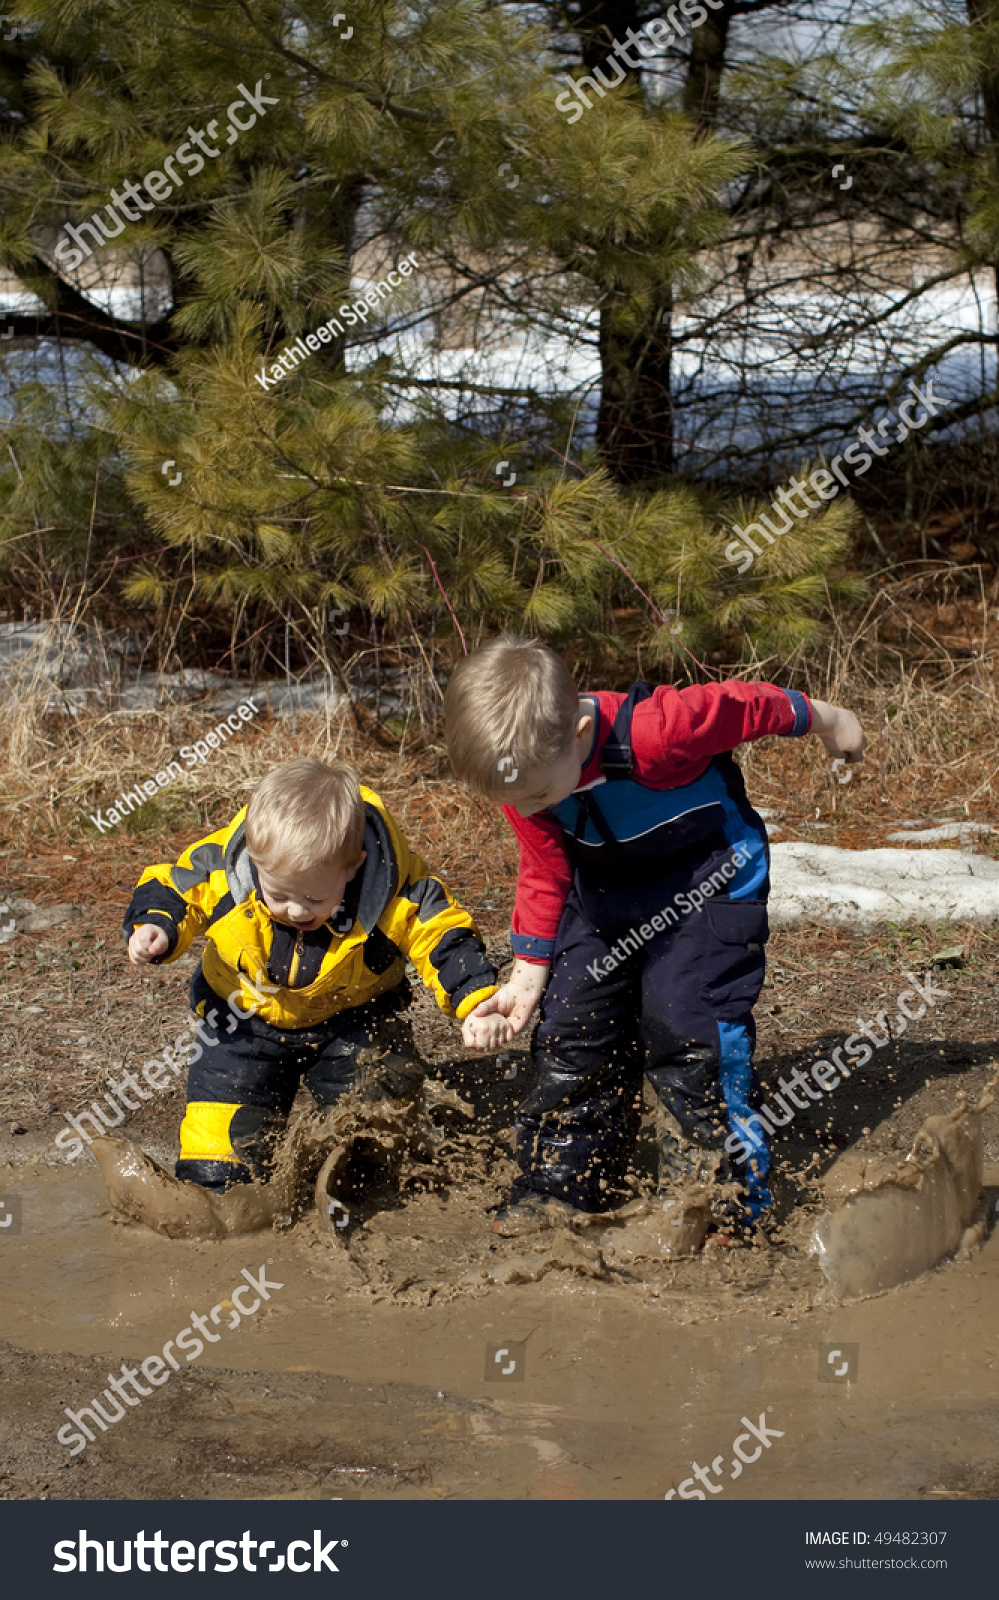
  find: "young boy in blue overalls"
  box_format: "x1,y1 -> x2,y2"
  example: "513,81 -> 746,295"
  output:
444,635 -> 864,1238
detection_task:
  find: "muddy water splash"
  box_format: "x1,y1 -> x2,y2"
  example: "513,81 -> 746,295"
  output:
93,1059 -> 993,1309
811,1077 -> 995,1299
460,1190 -> 715,1288
90,1136 -> 293,1239
91,1069 -> 473,1242
594,1188 -> 714,1264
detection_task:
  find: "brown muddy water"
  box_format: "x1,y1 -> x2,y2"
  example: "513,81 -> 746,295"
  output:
1,1074 -> 998,1502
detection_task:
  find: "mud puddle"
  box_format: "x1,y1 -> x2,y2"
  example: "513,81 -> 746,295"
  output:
2,1131 -> 998,1501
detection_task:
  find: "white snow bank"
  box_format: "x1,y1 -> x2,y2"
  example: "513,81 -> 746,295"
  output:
885,822 -> 994,844
768,842 -> 999,930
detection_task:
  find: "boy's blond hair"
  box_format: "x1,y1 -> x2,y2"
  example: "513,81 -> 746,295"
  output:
444,634 -> 580,795
245,758 -> 365,872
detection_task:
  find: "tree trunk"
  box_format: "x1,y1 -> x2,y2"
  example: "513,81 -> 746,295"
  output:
596,290 -> 675,482
571,1 -> 739,481
318,174 -> 366,373
682,2 -> 734,124
574,0 -> 646,72
570,0 -> 676,480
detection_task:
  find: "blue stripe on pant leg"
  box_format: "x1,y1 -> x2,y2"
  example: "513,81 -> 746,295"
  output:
717,1019 -> 771,1218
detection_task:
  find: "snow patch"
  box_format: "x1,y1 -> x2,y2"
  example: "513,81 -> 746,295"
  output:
885,822 -> 994,844
769,842 -> 999,929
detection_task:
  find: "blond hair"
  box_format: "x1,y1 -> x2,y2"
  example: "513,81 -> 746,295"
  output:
444,634 -> 580,795
245,758 -> 365,871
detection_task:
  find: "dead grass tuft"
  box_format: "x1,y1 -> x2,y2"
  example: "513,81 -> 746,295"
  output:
1,574 -> 996,915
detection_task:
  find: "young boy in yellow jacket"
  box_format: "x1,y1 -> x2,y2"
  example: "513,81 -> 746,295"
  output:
124,757 -> 498,1191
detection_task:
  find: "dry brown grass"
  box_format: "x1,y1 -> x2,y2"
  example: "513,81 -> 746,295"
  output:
739,570 -> 999,832
1,575 -> 997,920
0,683 -> 515,924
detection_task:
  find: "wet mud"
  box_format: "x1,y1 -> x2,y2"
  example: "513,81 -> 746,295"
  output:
813,1081 -> 995,1298
2,1051 -> 998,1502
90,1136 -> 291,1239
91,1065 -> 994,1313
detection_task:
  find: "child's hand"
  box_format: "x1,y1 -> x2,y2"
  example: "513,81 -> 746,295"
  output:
460,959 -> 549,1050
461,1010 -> 515,1051
128,924 -> 169,965
808,700 -> 864,766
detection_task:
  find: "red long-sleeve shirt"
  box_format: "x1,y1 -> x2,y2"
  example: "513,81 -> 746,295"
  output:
504,680 -> 811,962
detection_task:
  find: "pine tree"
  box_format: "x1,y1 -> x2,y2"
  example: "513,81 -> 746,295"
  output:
0,0 -> 862,678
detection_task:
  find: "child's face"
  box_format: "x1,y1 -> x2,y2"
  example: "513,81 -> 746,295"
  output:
253,853 -> 366,931
509,708 -> 595,817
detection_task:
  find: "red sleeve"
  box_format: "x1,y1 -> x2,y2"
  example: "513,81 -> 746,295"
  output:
581,681 -> 811,790
505,680 -> 810,962
503,806 -> 571,965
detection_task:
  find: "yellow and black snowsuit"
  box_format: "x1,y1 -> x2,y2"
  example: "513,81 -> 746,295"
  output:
123,787 -> 498,1189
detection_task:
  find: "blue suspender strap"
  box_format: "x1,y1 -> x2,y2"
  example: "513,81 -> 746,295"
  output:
600,681 -> 654,780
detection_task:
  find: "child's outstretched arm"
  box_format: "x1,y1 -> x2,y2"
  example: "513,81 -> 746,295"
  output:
461,958 -> 548,1049
807,699 -> 865,766
123,815 -> 238,963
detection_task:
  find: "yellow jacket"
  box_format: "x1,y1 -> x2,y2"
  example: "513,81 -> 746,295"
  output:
124,786 -> 498,1029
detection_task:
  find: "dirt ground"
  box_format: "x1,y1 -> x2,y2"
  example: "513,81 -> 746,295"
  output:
1,726 -> 998,1502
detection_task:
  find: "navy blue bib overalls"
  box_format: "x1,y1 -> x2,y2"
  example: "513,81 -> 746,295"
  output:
514,684 -> 773,1221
